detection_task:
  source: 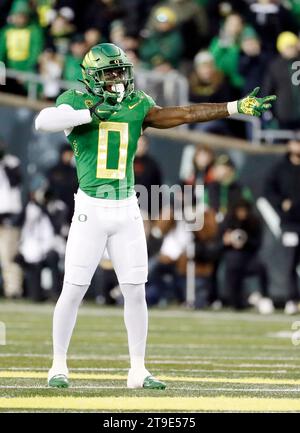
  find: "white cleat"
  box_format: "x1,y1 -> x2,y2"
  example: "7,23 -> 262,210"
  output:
48,366 -> 69,388
127,368 -> 150,389
127,368 -> 166,389
127,369 -> 167,390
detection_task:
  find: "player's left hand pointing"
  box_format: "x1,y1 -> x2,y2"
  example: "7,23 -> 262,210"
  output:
237,87 -> 277,117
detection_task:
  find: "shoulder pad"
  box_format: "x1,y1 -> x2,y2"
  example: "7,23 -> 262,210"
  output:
56,89 -> 86,109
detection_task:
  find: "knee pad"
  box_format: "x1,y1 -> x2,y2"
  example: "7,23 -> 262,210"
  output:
120,283 -> 146,304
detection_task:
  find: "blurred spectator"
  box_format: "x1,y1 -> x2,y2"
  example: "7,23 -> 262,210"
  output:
205,0 -> 248,38
146,0 -> 209,58
84,28 -> 103,50
0,138 -> 23,298
33,0 -> 57,28
49,6 -> 76,55
247,0 -> 298,56
124,47 -> 142,69
109,20 -> 139,53
181,145 -> 222,307
265,139 -> 300,315
46,144 -> 78,223
177,208 -> 221,308
39,46 -> 63,100
209,12 -> 246,90
239,27 -> 267,95
119,0 -> 158,37
63,33 -> 87,82
189,50 -> 232,134
139,6 -> 184,71
221,198 -> 273,312
287,0 -> 300,27
147,215 -> 187,306
53,2 -> 87,31
148,205 -> 221,309
17,185 -> 68,302
238,26 -> 269,140
263,31 -> 300,130
82,0 -> 124,40
134,135 -> 162,217
205,154 -> 252,222
0,0 -> 12,28
0,1 -> 44,94
184,144 -> 215,187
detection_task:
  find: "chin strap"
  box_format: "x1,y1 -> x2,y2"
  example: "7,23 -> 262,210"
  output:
77,78 -> 124,119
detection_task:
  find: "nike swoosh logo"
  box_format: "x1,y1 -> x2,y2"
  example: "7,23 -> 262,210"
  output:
129,102 -> 141,110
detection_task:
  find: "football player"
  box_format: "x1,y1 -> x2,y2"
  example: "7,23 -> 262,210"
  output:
35,43 -> 276,389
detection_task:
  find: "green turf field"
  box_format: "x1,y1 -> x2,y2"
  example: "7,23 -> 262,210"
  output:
1,300 -> 300,412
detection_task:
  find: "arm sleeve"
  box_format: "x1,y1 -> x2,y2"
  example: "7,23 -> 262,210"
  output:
35,104 -> 92,133
142,91 -> 156,118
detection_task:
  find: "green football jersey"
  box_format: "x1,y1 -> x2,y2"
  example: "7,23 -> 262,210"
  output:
56,88 -> 156,199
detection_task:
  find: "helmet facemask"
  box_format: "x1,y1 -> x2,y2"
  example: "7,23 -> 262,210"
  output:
82,64 -> 134,105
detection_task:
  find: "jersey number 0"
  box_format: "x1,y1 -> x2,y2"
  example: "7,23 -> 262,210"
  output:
96,122 -> 129,180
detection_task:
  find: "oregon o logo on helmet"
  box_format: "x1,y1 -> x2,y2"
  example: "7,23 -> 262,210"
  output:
78,214 -> 87,222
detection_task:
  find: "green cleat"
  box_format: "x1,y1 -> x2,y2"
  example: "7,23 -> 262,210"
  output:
48,374 -> 69,388
143,375 -> 166,390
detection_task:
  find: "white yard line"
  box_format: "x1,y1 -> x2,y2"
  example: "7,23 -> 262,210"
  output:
6,330 -> 283,340
0,367 -> 291,374
1,353 -> 300,363
1,385 -> 300,393
0,303 -> 296,323
0,367 -> 127,372
2,343 -> 294,352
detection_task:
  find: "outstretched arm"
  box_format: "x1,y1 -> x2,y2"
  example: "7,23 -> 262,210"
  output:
35,99 -> 121,133
144,103 -> 229,129
144,87 -> 276,129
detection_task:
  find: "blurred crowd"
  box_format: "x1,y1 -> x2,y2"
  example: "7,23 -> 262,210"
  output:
1,1 -> 300,133
1,0 -> 300,313
1,133 -> 300,314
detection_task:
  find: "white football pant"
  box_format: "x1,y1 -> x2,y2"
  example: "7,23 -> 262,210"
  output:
64,188 -> 148,286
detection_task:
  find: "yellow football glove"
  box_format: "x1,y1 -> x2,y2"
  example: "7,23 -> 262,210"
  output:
237,87 -> 277,117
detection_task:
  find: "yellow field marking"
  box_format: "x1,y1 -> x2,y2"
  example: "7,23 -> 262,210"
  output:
0,371 -> 300,386
0,396 -> 300,412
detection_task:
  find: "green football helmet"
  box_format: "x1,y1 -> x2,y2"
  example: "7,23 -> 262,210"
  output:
81,43 -> 134,106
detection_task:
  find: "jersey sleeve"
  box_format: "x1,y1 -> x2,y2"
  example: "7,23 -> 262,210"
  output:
139,91 -> 156,118
56,89 -> 86,110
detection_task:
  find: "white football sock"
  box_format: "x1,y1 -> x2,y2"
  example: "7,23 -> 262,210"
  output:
120,283 -> 148,373
51,281 -> 89,374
